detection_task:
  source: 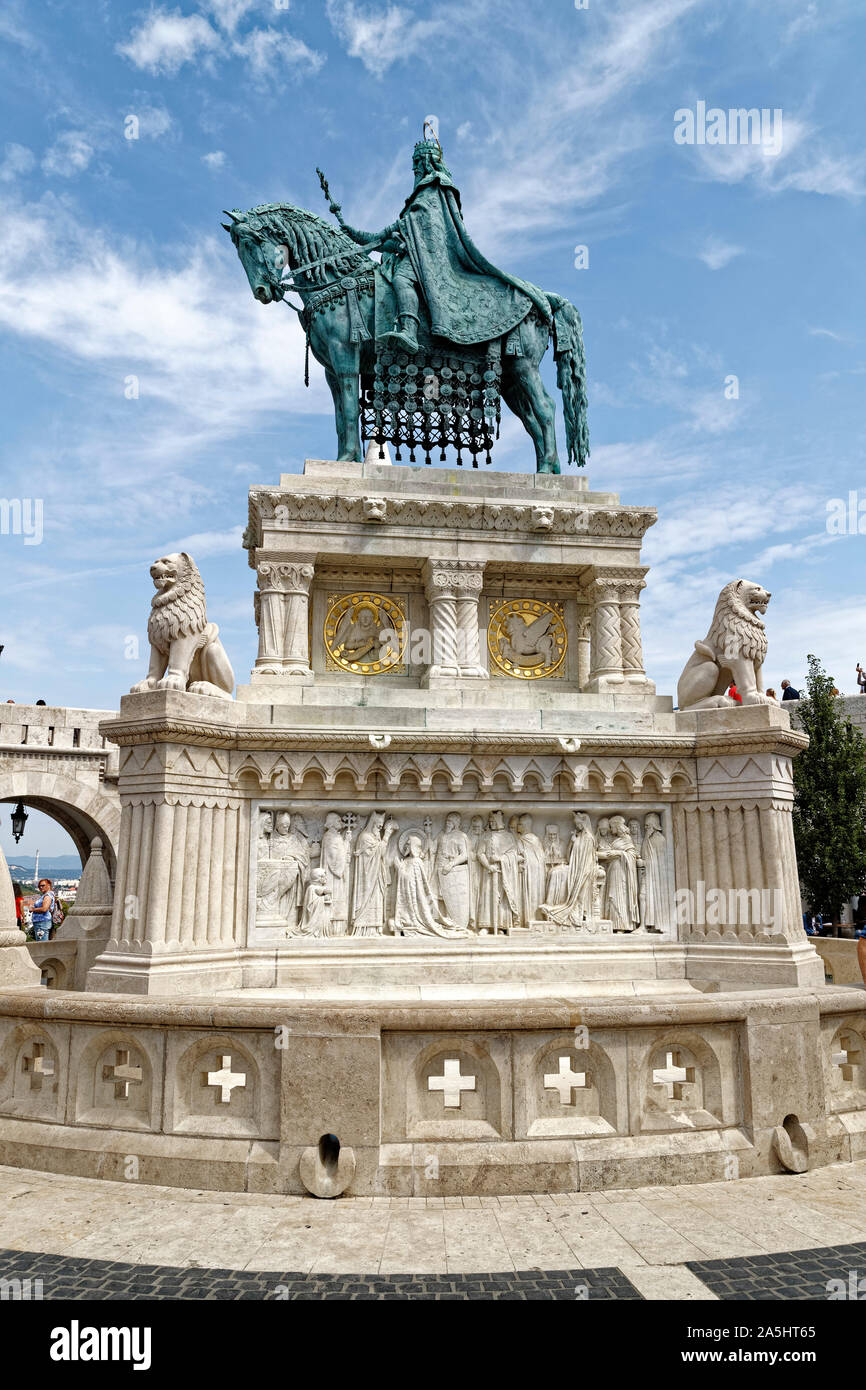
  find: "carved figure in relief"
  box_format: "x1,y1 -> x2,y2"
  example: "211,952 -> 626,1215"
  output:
629,817 -> 646,929
476,809 -> 521,934
257,810 -> 273,860
500,610 -> 558,668
543,824 -> 569,906
296,869 -> 332,938
541,812 -> 597,928
269,811 -> 317,930
351,811 -> 398,936
516,814 -> 546,925
332,601 -> 387,663
600,814 -> 642,933
320,812 -> 353,936
434,813 -> 474,931
641,813 -> 670,933
391,833 -> 470,938
467,814 -> 486,928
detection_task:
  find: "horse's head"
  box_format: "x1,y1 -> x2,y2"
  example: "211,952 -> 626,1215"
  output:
222,208 -> 287,304
223,202 -> 369,302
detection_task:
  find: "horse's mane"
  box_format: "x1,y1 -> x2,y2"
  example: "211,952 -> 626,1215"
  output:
248,202 -> 370,286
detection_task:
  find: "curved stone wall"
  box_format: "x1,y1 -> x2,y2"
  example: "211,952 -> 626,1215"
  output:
0,985 -> 863,1196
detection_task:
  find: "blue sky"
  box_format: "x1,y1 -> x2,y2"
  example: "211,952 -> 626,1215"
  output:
1,0 -> 865,856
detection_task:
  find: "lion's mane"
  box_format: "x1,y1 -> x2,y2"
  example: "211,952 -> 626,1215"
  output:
147,553 -> 208,650
705,581 -> 768,665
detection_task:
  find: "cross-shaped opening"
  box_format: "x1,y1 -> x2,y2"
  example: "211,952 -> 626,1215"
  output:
543,1055 -> 588,1105
102,1048 -> 144,1101
204,1055 -> 247,1104
427,1057 -> 476,1108
652,1049 -> 695,1101
831,1033 -> 863,1083
22,1042 -> 55,1091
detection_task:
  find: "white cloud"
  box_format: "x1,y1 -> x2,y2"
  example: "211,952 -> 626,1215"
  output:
118,9 -> 223,75
0,195 -> 331,442
136,104 -> 175,139
42,131 -> 94,178
0,143 -> 35,182
689,117 -> 866,200
118,5 -> 324,83
202,0 -> 260,31
325,0 -> 443,77
202,149 -> 226,170
808,326 -> 844,342
233,27 -> 325,80
697,237 -> 743,270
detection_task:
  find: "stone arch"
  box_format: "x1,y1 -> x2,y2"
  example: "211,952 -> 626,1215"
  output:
0,769 -> 120,878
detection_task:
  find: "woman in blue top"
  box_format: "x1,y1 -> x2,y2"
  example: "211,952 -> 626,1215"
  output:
30,878 -> 55,942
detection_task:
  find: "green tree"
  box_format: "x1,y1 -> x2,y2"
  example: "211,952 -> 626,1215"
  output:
793,655 -> 866,919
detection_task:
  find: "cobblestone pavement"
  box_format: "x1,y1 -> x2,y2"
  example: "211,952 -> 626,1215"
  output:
688,1243 -> 866,1301
1,1160 -> 866,1301
0,1250 -> 642,1300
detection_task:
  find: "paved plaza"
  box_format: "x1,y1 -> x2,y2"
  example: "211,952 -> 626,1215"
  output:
3,1159 -> 866,1301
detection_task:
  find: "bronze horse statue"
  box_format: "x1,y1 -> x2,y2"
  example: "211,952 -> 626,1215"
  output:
224,198 -> 588,474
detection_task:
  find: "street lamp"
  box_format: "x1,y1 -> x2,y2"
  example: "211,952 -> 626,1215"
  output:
11,802 -> 28,844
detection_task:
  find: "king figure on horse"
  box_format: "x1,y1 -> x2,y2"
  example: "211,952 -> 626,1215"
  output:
224,129 -> 589,473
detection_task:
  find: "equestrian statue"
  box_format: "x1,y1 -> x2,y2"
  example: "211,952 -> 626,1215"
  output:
224,129 -> 589,473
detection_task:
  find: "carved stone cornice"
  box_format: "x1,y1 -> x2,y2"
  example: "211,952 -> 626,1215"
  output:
97,717 -> 807,762
246,488 -> 656,548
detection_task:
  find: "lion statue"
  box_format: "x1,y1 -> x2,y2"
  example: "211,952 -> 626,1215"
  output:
130,553 -> 235,701
676,579 -> 772,711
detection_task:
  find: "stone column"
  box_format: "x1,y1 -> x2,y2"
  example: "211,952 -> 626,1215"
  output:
252,558 -> 315,682
454,561 -> 487,678
583,567 -> 654,692
0,842 -> 40,986
585,573 -> 624,691
619,573 -> 655,690
422,559 -> 487,683
576,610 -> 592,690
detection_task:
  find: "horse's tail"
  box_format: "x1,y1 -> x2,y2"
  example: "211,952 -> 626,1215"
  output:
546,293 -> 589,468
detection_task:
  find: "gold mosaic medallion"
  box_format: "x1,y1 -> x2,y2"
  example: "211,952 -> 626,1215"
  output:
324,592 -> 407,674
487,599 -> 567,679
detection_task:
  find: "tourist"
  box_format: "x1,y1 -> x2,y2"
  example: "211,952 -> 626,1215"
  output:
727,683 -> 742,704
30,878 -> 55,942
780,680 -> 801,701
766,688 -> 778,701
12,881 -> 23,929
35,699 -> 46,706
856,663 -> 866,694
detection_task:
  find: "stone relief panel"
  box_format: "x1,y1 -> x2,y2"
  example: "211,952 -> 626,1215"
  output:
823,1019 -> 866,1115
514,1032 -> 626,1140
630,1029 -> 737,1135
165,1032 -> 279,1141
69,1029 -> 162,1133
250,802 -> 676,941
323,591 -> 408,674
487,599 -> 567,680
0,1020 -> 68,1122
382,1033 -> 511,1142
